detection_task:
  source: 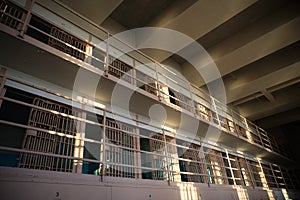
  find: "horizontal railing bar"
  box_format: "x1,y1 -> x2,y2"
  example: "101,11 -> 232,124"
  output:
0,145 -> 102,164
0,119 -> 104,145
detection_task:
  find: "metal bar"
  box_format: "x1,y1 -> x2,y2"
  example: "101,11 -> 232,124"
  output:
225,149 -> 236,186
211,98 -> 221,127
0,95 -> 99,128
0,145 -> 102,164
102,110 -> 107,178
244,157 -> 255,189
0,68 -> 6,107
104,32 -> 109,76
19,0 -> 35,37
255,125 -> 264,147
162,130 -> 171,185
278,166 -> 287,189
154,63 -> 162,101
269,164 -> 279,189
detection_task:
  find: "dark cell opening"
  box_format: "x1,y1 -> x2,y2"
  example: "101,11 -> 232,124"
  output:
0,87 -> 33,166
27,16 -> 51,44
168,88 -> 176,105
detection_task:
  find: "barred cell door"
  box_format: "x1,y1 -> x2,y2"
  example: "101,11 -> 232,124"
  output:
206,149 -> 228,184
105,119 -> 136,178
149,133 -> 168,180
108,56 -> 133,84
18,97 -> 78,172
182,143 -> 206,183
48,26 -> 86,61
144,76 -> 158,96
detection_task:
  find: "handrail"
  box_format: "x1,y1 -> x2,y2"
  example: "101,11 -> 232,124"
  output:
0,71 -> 296,189
0,73 -> 279,163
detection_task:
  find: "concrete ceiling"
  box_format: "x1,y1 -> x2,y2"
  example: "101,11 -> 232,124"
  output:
59,0 -> 124,25
61,0 -> 300,160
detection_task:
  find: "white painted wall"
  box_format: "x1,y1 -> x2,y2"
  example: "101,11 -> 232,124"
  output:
1,167 -> 297,200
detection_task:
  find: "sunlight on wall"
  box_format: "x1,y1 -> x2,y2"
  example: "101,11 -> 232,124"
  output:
161,125 -> 176,133
76,96 -> 106,109
73,132 -> 84,173
258,171 -> 268,188
212,161 -> 223,184
160,84 -> 170,103
245,130 -> 253,143
265,189 -> 275,200
257,160 -> 269,189
281,188 -> 290,200
250,160 -> 275,200
240,166 -> 251,187
244,118 -> 253,143
167,137 -> 181,182
241,167 -> 248,181
177,183 -> 199,200
235,186 -> 250,200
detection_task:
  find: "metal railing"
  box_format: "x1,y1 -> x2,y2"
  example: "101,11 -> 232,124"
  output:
0,0 -> 285,160
0,72 -> 298,190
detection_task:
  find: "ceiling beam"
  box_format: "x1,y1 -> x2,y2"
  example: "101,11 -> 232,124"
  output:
237,85 -> 300,120
205,2 -> 300,61
137,0 -> 257,62
255,108 -> 300,129
228,61 -> 300,104
215,17 -> 300,75
60,0 -> 124,25
261,89 -> 275,102
182,16 -> 300,85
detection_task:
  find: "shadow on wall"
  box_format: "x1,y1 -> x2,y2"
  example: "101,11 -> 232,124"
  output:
175,182 -> 297,200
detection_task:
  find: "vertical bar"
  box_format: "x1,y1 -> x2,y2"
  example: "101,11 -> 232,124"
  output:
278,166 -> 287,189
135,115 -> 141,179
257,159 -> 268,188
229,109 -> 238,136
200,145 -> 210,186
33,131 -> 40,169
225,149 -> 236,186
73,109 -> 86,173
154,63 -> 161,101
130,59 -> 135,86
244,156 -> 255,188
60,115 -> 67,171
68,110 -> 74,171
269,163 -> 279,189
265,132 -> 273,151
162,130 -> 170,185
84,34 -> 93,64
45,126 -> 52,170
211,97 -> 221,127
0,68 -> 7,109
255,124 -> 264,146
0,87 -> 6,110
104,32 -> 109,76
56,130 -> 62,171
19,0 -> 35,37
39,131 -> 46,170
102,110 -> 107,179
188,83 -> 197,117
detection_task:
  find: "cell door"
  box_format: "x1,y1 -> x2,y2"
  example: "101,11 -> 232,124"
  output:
105,118 -> 137,178
18,97 -> 78,172
149,133 -> 167,180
